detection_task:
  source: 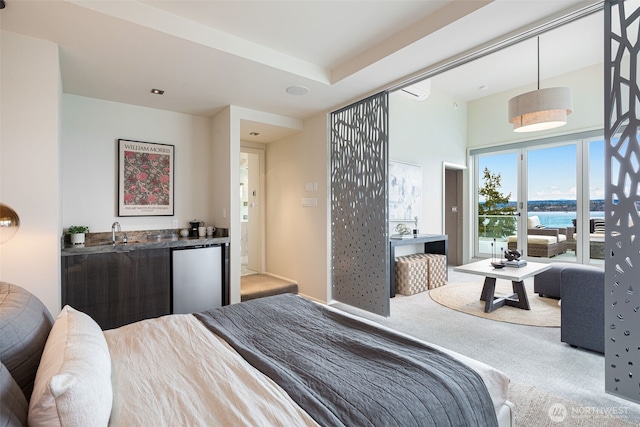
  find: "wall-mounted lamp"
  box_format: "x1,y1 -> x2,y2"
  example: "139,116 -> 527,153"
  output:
0,203 -> 20,243
508,38 -> 573,132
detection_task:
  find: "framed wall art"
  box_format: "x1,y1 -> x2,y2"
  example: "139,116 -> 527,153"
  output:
118,139 -> 174,216
389,160 -> 422,221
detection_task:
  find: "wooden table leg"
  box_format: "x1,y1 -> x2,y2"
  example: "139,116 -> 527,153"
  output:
480,277 -> 497,312
508,280 -> 530,310
480,277 -> 530,312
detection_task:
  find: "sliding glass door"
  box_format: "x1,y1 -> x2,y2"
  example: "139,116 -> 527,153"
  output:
476,151 -> 518,258
587,139 -> 605,263
526,143 -> 577,261
473,132 -> 605,265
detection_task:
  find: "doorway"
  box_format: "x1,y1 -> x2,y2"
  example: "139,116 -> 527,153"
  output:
240,148 -> 265,276
444,164 -> 464,266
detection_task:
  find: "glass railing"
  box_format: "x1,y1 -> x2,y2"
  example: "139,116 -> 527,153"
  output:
477,214 -> 517,240
477,214 -> 516,255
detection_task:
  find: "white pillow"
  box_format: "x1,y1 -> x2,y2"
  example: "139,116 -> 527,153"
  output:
593,218 -> 606,234
28,306 -> 112,427
527,215 -> 541,228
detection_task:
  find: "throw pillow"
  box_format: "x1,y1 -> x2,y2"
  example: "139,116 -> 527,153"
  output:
0,282 -> 54,400
593,218 -> 605,234
28,306 -> 112,427
0,362 -> 28,427
527,215 -> 541,229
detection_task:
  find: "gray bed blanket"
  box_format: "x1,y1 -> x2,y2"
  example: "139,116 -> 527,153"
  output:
195,294 -> 498,427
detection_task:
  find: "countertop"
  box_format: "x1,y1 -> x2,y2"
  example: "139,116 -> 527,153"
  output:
61,229 -> 230,256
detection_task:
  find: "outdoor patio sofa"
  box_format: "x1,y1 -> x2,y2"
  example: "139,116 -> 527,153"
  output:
564,218 -> 606,259
507,228 -> 568,258
507,215 -> 568,258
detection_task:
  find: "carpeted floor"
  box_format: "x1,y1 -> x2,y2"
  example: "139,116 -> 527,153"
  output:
428,281 -> 560,327
508,382 -> 639,426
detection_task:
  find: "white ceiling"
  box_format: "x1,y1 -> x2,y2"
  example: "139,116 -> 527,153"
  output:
0,0 -> 602,142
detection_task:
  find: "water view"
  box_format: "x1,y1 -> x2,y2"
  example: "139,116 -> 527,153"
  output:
529,211 -> 605,229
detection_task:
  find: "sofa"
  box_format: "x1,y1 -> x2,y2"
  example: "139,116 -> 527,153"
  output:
533,263 -> 604,353
533,262 -> 573,299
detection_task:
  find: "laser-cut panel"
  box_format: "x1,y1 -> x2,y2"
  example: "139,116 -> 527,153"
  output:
605,0 -> 640,404
330,93 -> 390,316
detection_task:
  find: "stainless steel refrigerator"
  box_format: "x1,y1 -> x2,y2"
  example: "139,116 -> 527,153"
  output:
171,244 -> 222,314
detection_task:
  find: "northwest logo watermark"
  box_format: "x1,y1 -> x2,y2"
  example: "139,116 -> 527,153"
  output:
547,402 -> 630,423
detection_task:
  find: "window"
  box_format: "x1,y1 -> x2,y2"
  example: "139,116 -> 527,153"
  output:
471,130 -> 605,265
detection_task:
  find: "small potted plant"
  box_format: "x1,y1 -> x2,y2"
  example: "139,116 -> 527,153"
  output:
67,225 -> 89,245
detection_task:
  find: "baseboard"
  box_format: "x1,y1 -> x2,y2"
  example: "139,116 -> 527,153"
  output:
260,272 -> 298,284
299,293 -> 324,304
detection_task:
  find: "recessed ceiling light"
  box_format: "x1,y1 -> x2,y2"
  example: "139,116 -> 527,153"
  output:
249,132 -> 260,136
286,86 -> 310,96
151,88 -> 164,95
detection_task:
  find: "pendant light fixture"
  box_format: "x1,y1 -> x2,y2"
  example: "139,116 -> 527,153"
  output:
0,203 -> 20,243
508,37 -> 573,132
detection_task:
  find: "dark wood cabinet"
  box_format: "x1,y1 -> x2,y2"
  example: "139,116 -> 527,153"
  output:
62,248 -> 170,330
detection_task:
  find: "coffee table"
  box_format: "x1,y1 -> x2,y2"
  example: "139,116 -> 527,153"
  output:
453,260 -> 551,313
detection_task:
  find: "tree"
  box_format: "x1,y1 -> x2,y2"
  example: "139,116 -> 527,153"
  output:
478,167 -> 516,238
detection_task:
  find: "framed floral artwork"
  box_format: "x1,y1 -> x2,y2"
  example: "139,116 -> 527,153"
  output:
118,139 -> 174,216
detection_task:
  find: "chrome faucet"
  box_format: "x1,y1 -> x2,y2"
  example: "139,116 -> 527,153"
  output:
112,221 -> 120,244
112,222 -> 128,244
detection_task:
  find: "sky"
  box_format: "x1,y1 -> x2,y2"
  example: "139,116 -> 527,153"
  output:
478,140 -> 605,202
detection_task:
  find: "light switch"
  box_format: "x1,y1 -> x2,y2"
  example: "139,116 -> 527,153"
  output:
302,198 -> 318,207
305,182 -> 315,192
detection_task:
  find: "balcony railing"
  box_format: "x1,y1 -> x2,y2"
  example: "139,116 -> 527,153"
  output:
478,214 -> 517,239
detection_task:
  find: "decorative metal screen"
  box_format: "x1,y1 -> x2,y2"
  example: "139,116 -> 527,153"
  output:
331,92 -> 390,316
605,0 -> 640,404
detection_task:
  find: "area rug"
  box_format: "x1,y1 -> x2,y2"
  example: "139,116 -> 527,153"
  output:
429,281 -> 560,327
508,382 -> 639,426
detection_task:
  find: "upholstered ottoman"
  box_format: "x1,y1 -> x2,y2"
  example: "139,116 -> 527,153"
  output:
395,254 -> 430,295
395,253 -> 447,295
533,262 -> 574,299
422,254 -> 447,289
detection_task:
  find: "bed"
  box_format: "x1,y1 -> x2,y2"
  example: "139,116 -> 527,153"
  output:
0,281 -> 515,426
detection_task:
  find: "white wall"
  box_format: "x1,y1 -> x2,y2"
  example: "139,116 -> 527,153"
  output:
265,113 -> 329,302
0,31 -> 62,316
62,94 -> 214,233
467,63 -> 604,148
389,88 -> 468,256
463,63 -> 604,262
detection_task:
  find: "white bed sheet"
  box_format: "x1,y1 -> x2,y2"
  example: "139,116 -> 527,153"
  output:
105,309 -> 513,426
104,314 -> 319,427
